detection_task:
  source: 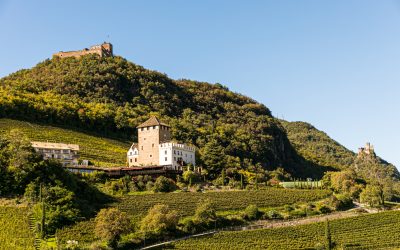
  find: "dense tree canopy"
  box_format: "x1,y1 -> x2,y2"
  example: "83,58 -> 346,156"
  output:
0,55 -> 297,177
0,130 -> 111,233
0,55 -> 396,179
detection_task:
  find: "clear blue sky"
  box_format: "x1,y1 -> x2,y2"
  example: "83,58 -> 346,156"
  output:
1,0 -> 399,168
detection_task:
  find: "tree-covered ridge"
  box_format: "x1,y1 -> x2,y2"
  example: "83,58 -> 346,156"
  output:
0,55 -> 296,177
280,120 -> 356,171
2,54 -> 394,178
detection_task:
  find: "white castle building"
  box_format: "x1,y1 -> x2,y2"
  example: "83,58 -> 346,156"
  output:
127,117 -> 195,170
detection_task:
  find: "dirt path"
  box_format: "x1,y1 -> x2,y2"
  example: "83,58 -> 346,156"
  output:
246,210 -> 359,230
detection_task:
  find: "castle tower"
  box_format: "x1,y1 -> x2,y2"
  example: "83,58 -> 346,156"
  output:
137,117 -> 171,166
357,142 -> 375,157
100,42 -> 113,57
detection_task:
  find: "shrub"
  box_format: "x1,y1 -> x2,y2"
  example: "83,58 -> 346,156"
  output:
265,210 -> 283,219
316,203 -> 331,214
140,204 -> 178,237
194,199 -> 217,224
360,185 -> 382,207
179,217 -> 197,234
94,208 -> 131,248
84,171 -> 107,184
243,204 -> 260,220
153,176 -> 177,193
289,209 -> 306,218
334,193 -> 353,210
183,170 -> 195,185
284,204 -> 294,212
146,181 -> 154,191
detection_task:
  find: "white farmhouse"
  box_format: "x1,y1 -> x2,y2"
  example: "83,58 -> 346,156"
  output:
31,141 -> 79,167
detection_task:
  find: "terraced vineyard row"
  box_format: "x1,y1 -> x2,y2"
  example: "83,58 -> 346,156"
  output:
56,188 -> 330,246
0,118 -> 130,166
169,210 -> 400,249
114,188 -> 331,221
0,206 -> 35,250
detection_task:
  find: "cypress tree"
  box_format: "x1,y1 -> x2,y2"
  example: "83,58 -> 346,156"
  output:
40,183 -> 46,239
255,173 -> 258,190
325,219 -> 332,250
221,169 -> 225,186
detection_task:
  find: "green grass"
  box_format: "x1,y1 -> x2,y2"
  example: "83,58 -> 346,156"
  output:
169,210 -> 400,250
0,206 -> 35,250
0,118 -> 130,166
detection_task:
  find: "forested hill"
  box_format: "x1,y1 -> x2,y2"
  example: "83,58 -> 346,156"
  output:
0,54 -> 391,178
280,121 -> 356,170
0,55 -> 295,177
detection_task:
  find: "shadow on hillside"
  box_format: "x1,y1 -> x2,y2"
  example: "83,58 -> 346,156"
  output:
283,140 -> 337,180
74,179 -> 117,219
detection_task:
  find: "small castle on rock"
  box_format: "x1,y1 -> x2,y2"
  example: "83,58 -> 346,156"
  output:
53,42 -> 113,58
358,142 -> 375,157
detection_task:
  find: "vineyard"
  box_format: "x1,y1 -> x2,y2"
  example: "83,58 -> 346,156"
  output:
169,210 -> 400,249
55,220 -> 98,247
0,118 -> 130,166
114,188 -> 331,220
0,206 -> 35,250
55,188 -> 330,246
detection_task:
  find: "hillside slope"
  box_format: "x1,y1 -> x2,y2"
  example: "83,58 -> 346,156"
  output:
0,55 -> 297,176
0,54 -> 393,178
0,119 -> 129,166
280,121 -> 355,170
171,210 -> 400,249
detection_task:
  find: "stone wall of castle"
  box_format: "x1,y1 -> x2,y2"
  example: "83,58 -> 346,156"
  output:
53,43 -> 113,58
137,125 -> 171,166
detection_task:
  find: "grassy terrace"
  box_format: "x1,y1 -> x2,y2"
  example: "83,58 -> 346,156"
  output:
0,118 -> 130,166
169,210 -> 400,250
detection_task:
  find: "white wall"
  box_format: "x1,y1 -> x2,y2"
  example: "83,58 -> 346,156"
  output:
127,147 -> 139,167
159,143 -> 195,170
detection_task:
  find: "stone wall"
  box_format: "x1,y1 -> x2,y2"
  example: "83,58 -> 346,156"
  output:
137,125 -> 171,166
53,43 -> 113,58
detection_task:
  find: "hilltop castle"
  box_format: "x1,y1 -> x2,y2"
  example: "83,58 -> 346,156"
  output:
53,42 -> 113,58
127,117 -> 196,170
358,142 -> 375,157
